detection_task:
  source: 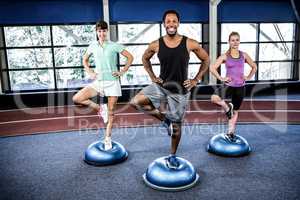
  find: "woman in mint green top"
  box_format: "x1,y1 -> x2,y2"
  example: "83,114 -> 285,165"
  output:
86,40 -> 125,81
73,20 -> 133,150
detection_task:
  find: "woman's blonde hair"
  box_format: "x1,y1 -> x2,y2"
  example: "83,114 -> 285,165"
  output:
226,31 -> 240,56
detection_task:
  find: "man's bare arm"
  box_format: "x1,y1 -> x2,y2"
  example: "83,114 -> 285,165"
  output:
142,40 -> 162,83
183,39 -> 210,90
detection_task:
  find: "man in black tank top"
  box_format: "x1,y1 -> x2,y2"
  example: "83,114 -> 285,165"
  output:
158,35 -> 189,94
130,10 -> 209,169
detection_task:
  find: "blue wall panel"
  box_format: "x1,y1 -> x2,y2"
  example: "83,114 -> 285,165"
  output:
0,0 -> 297,24
0,0 -> 103,25
219,1 -> 296,22
109,0 -> 209,23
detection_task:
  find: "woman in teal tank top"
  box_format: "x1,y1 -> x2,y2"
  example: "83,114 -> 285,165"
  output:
73,21 -> 133,150
210,32 -> 257,141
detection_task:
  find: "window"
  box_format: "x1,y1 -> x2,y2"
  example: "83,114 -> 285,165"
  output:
2,24 -> 95,91
117,24 -> 160,86
188,64 -> 202,79
117,24 -> 160,44
119,45 -> 159,65
258,23 -> 294,80
120,65 -> 160,86
259,23 -> 294,42
56,68 -> 91,88
259,62 -> 292,80
4,26 -> 54,90
221,23 -> 257,43
5,26 -> 51,47
52,25 -> 95,89
7,49 -> 53,69
9,70 -> 54,91
52,25 -> 95,45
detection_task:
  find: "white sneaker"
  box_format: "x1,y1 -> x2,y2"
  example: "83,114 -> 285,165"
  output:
98,104 -> 108,123
104,137 -> 112,150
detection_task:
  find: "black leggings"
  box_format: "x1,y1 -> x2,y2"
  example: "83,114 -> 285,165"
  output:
214,85 -> 245,110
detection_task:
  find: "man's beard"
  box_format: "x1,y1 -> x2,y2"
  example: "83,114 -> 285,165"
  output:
167,30 -> 177,37
167,31 -> 177,37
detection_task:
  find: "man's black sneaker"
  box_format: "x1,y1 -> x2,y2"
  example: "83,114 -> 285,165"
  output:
166,155 -> 179,169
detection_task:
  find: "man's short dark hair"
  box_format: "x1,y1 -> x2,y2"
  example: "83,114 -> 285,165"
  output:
96,20 -> 108,30
162,10 -> 180,23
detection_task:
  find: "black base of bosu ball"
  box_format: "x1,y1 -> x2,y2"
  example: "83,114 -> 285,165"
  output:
84,141 -> 128,166
207,134 -> 251,157
143,156 -> 199,191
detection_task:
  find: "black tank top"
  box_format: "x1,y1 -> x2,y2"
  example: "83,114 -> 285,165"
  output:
158,36 -> 189,94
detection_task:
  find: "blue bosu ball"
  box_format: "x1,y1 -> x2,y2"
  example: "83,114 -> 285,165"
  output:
84,141 -> 128,166
207,134 -> 251,157
143,156 -> 199,191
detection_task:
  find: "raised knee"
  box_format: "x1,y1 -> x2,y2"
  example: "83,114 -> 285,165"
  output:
211,95 -> 219,103
129,97 -> 139,109
129,98 -> 136,107
72,95 -> 80,104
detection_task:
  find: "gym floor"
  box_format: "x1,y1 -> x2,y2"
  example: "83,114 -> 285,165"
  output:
0,96 -> 300,200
